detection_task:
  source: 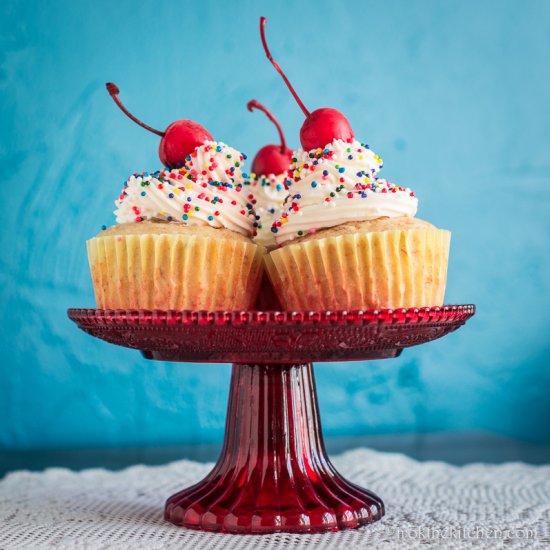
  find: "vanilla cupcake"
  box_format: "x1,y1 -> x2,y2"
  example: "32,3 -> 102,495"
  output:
264,138 -> 450,310
245,99 -> 293,250
88,142 -> 265,310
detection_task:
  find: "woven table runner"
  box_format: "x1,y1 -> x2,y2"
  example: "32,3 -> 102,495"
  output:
1,448 -> 548,549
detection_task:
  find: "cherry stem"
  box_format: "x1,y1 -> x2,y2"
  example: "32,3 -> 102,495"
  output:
105,83 -> 164,137
259,17 -> 310,118
247,99 -> 288,153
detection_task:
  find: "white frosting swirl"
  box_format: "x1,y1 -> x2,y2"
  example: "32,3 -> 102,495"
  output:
272,139 -> 418,244
114,142 -> 257,237
246,173 -> 288,249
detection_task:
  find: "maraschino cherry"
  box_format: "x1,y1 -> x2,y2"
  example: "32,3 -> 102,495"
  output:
106,83 -> 213,168
247,99 -> 293,176
259,17 -> 354,151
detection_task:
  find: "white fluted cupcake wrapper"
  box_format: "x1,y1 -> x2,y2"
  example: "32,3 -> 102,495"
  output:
87,234 -> 265,310
265,228 -> 450,310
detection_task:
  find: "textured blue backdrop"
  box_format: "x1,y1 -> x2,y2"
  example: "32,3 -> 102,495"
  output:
1,0 -> 549,450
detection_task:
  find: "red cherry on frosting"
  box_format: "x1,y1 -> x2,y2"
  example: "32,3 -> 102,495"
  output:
247,99 -> 293,176
259,17 -> 354,151
300,108 -> 354,152
106,83 -> 213,168
158,120 -> 213,169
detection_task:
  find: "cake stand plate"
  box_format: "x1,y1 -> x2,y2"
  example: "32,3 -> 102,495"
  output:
68,305 -> 475,534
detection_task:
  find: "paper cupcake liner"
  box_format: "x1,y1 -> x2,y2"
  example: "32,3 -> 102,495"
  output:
87,233 -> 265,310
265,228 -> 450,310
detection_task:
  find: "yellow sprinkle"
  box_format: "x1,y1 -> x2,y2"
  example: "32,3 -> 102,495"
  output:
187,184 -> 192,189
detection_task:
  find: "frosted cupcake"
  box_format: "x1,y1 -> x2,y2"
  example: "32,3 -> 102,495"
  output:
258,18 -> 450,311
245,100 -> 293,250
89,142 -> 265,310
264,138 -> 450,310
89,84 -> 264,310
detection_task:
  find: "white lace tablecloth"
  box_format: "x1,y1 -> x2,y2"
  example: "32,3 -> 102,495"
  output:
0,448 -> 548,549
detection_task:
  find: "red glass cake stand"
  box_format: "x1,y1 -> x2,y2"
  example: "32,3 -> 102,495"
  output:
68,305 -> 474,535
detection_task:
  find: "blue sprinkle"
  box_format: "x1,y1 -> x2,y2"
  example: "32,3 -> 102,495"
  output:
324,149 -> 329,154
311,181 -> 318,188
186,196 -> 192,202
269,208 -> 275,214
271,227 -> 278,233
140,191 -> 146,196
338,167 -> 345,173
185,155 -> 191,161
167,216 -> 173,221
361,192 -> 367,198
216,146 -> 222,152
182,214 -> 188,220
323,170 -> 329,176
348,155 -> 353,160
101,225 -> 107,231
168,193 -> 174,198
276,184 -> 282,192
207,215 -> 214,221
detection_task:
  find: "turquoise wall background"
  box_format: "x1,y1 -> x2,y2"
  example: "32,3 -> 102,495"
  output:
1,0 -> 549,450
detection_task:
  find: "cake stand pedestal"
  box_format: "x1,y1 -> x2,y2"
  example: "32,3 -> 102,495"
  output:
68,305 -> 475,534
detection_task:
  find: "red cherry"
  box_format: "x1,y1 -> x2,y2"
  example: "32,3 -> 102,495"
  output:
247,99 -> 293,176
106,83 -> 213,168
300,108 -> 354,151
158,120 -> 213,168
259,17 -> 354,151
250,144 -> 293,177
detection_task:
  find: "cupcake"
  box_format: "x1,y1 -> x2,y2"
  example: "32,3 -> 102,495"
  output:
258,19 -> 450,310
88,85 -> 265,310
245,100 -> 293,250
264,139 -> 450,310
